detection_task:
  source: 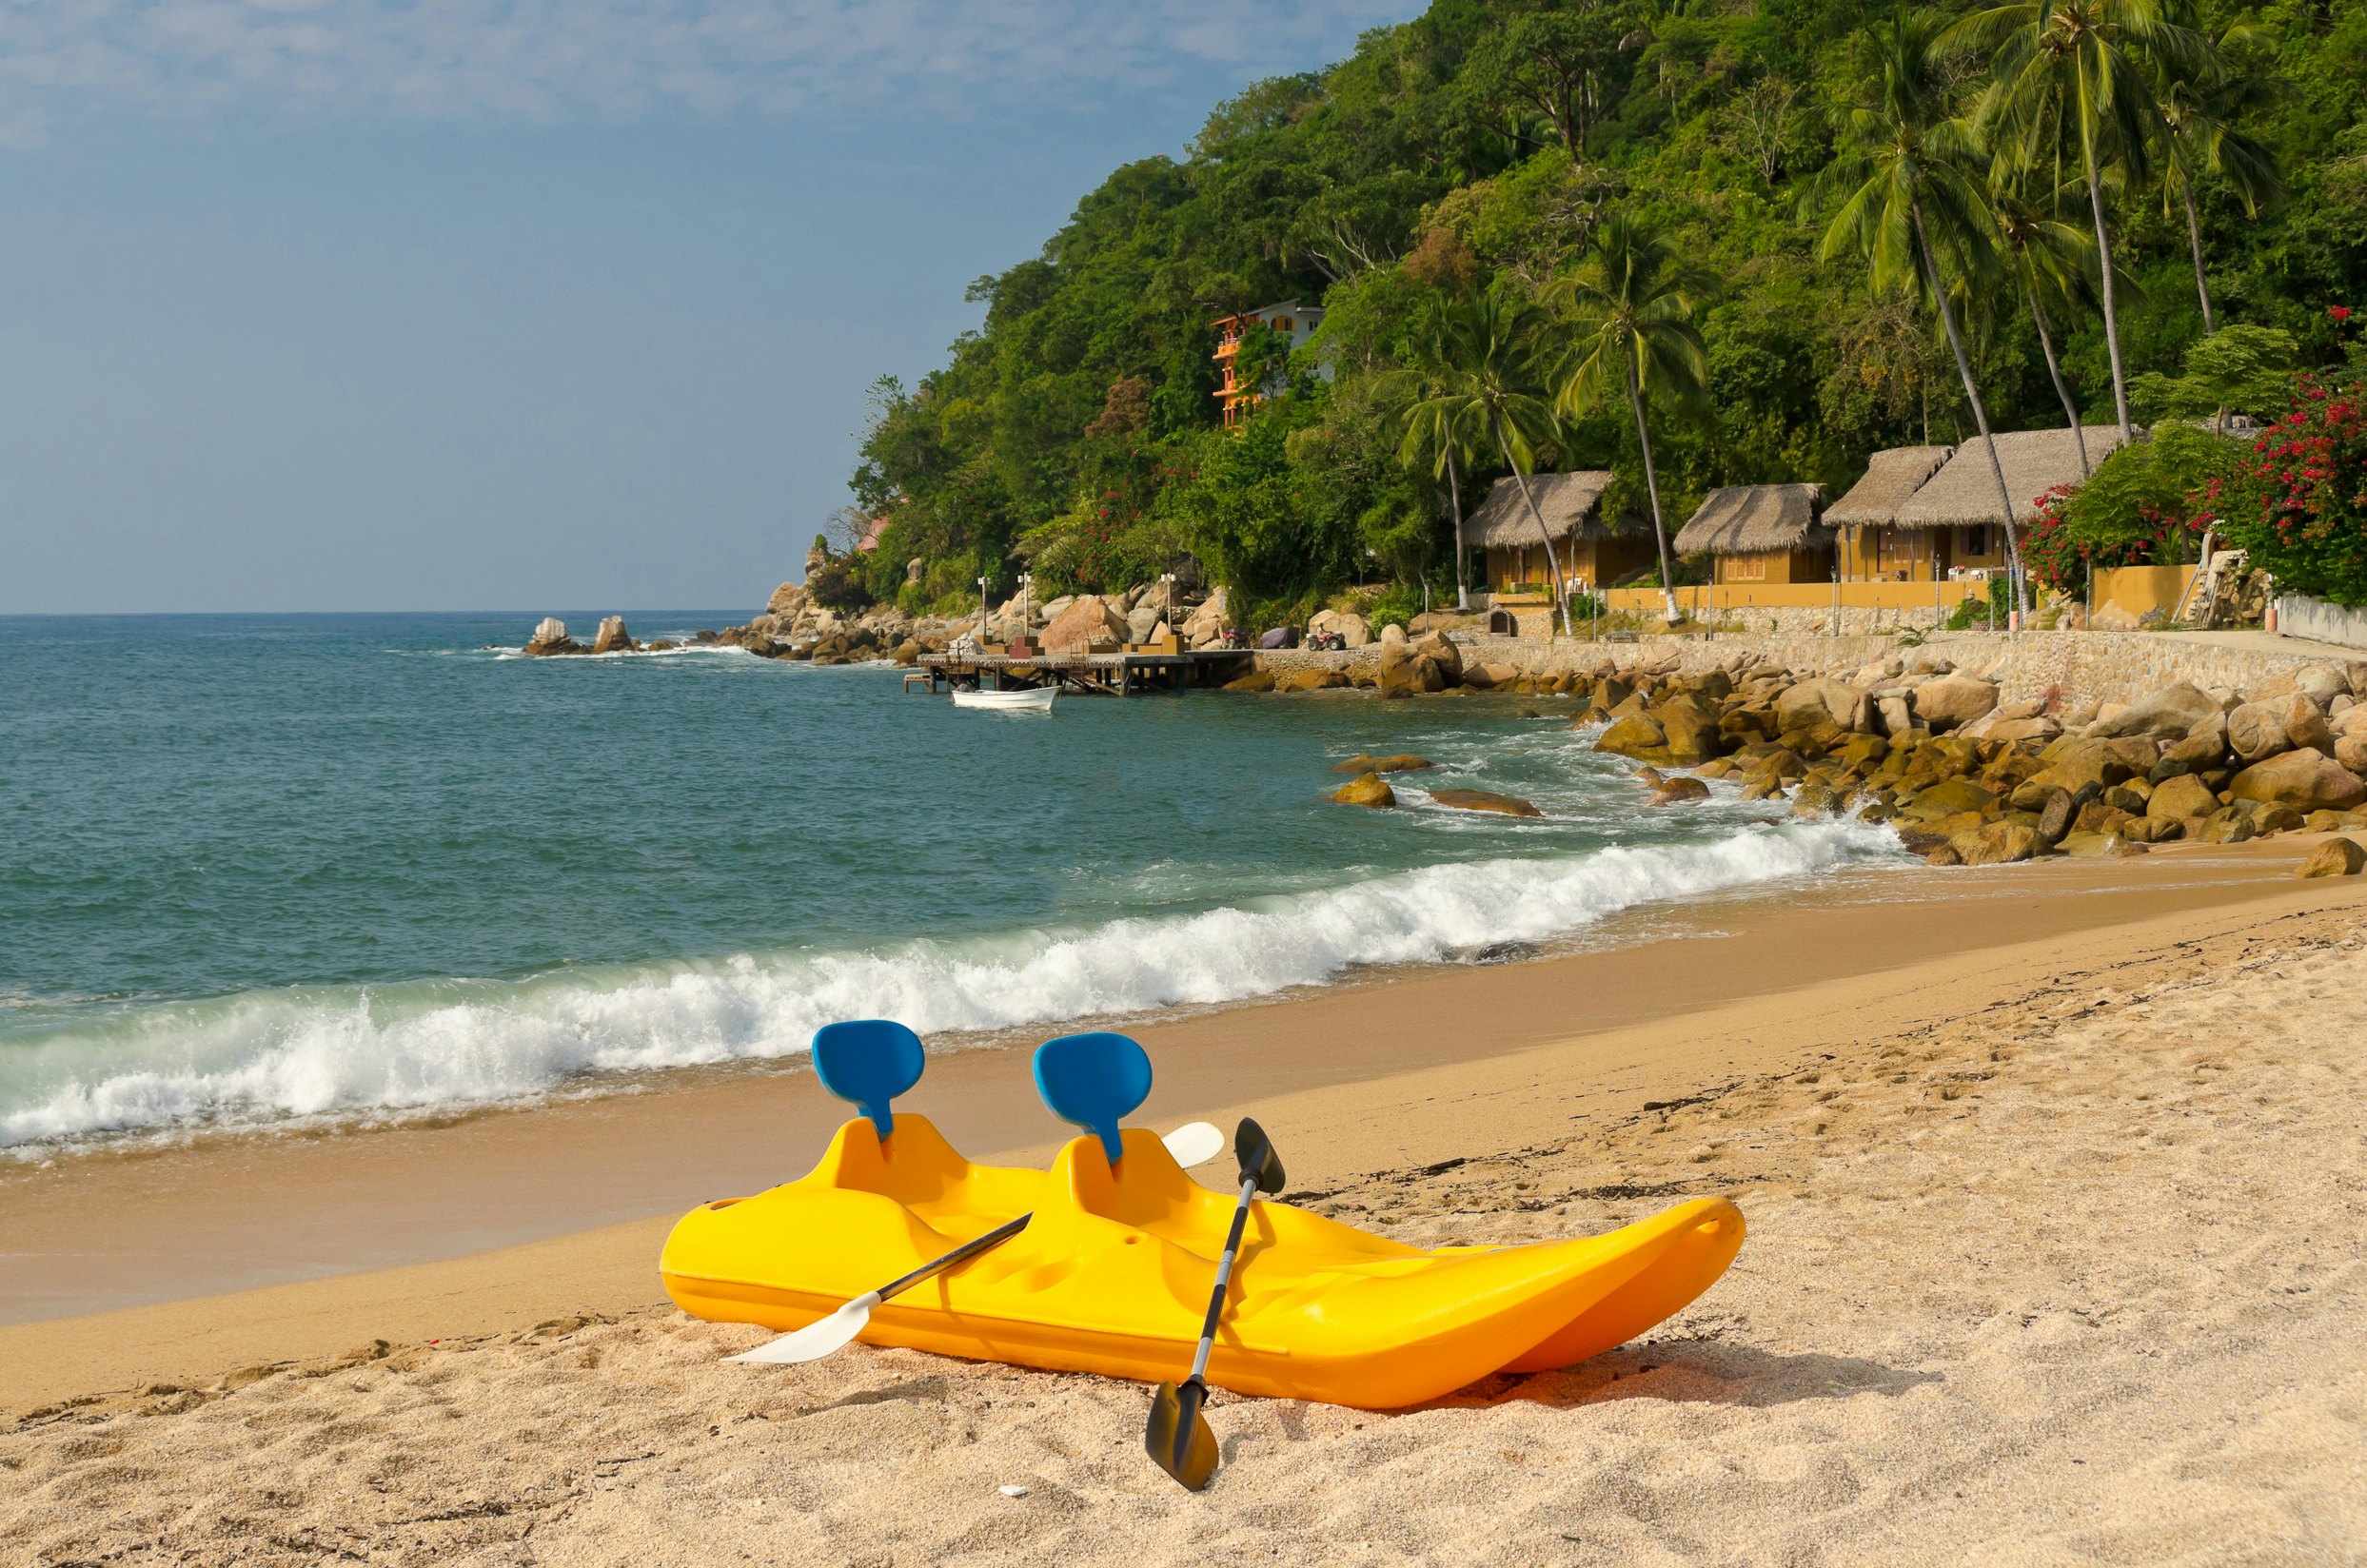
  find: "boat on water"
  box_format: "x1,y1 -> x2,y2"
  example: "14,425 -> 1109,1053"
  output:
952,685 -> 1056,712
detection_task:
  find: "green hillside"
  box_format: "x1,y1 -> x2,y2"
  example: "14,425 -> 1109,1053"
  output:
836,0 -> 2367,623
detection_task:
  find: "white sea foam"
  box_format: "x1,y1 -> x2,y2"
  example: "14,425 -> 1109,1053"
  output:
0,820 -> 1898,1153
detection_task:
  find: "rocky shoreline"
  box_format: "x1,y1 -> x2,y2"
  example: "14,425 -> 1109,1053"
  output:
1316,637 -> 2367,872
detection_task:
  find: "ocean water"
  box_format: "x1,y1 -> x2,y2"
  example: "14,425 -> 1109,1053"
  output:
0,613 -> 1904,1156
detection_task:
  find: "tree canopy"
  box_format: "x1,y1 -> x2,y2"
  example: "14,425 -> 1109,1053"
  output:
838,0 -> 2367,621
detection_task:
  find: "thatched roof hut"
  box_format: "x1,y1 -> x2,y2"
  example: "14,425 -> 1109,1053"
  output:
1825,445 -> 1955,528
1889,426 -> 2129,528
1673,483 -> 1828,557
1468,471 -> 1616,548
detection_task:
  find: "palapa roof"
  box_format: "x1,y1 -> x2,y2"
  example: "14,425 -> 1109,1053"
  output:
1888,425 -> 2129,529
1825,445 -> 1955,528
1673,483 -> 1828,557
1468,471 -> 1616,549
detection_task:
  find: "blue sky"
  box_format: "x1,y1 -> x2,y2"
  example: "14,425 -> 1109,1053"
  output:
0,0 -> 1412,614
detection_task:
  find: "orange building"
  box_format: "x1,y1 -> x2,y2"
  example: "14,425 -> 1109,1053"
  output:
1211,300 -> 1325,427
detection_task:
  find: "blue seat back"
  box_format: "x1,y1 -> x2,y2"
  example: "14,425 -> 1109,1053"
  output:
1033,1031 -> 1152,1168
811,1019 -> 925,1140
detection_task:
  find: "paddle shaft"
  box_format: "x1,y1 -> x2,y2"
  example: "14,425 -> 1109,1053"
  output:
1186,1172 -> 1260,1383
874,1212 -> 1032,1304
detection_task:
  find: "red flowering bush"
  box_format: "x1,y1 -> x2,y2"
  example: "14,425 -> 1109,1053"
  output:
2219,344 -> 2367,607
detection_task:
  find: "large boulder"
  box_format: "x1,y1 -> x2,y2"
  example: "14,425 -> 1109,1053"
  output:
2091,682 -> 2222,739
1594,714 -> 1669,761
1331,772 -> 1395,809
1309,608 -> 1373,648
1653,703 -> 1724,764
2226,702 -> 2294,762
2274,693 -> 2336,755
1776,678 -> 1872,735
2338,735 -> 2367,774
1912,676 -> 2000,734
2147,774 -> 2219,820
1041,596 -> 1128,655
2229,748 -> 2367,813
1126,604 -> 1162,643
592,616 -> 637,655
1429,788 -> 1544,817
1410,632 -> 1463,685
1951,821 -> 2043,866
2296,664 -> 2352,706
766,581 -> 810,618
2296,837 -> 2367,877
2032,735 -> 2160,792
523,616 -> 577,656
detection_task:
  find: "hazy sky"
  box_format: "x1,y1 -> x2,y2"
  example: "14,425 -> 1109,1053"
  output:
0,0 -> 1411,614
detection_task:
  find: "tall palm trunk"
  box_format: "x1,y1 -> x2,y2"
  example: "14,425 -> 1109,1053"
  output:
2082,130 -> 2135,440
2026,289 -> 2089,475
1507,462 -> 1572,637
1446,444 -> 1469,610
2179,179 -> 2216,335
1915,206 -> 2030,618
1625,360 -> 1679,622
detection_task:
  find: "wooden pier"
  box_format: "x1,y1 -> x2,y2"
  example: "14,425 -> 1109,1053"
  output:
909,648 -> 1253,696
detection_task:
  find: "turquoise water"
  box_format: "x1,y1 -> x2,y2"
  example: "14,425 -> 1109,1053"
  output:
0,614 -> 1902,1153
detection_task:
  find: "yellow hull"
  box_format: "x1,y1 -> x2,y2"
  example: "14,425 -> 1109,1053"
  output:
661,1115 -> 1743,1410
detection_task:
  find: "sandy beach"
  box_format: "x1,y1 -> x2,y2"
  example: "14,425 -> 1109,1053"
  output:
7,840 -> 2366,1563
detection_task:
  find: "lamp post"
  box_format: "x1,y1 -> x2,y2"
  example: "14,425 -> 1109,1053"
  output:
1016,572 -> 1035,654
1159,572 -> 1177,638
977,576 -> 989,648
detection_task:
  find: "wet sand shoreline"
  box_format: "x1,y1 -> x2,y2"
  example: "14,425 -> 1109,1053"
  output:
2,836 -> 2353,1412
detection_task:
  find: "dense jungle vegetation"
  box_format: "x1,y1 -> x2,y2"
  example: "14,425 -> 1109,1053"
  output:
832,0 -> 2367,622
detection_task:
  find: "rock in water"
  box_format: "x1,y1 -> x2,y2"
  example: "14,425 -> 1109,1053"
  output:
2295,837 -> 2367,877
1331,754 -> 1434,774
1428,788 -> 1544,818
1331,772 -> 1395,809
1647,777 -> 1710,806
592,616 -> 636,654
524,617 -> 583,656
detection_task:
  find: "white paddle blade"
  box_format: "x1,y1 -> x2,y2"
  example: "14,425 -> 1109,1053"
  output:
726,1291 -> 881,1364
1161,1122 -> 1225,1168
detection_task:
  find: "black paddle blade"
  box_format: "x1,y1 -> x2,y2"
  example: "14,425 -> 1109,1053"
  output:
1233,1117 -> 1285,1195
1145,1378 -> 1219,1491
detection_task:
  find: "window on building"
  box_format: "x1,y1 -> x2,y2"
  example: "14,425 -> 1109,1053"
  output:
1726,553 -> 1767,582
1273,317 -> 1292,333
1958,525 -> 1991,558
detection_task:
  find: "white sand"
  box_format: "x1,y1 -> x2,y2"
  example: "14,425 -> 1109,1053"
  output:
8,910 -> 2367,1564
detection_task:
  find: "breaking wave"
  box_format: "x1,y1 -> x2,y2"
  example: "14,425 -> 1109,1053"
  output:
0,819 -> 1896,1154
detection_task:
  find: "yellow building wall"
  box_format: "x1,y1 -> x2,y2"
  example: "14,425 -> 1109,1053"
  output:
1602,580 -> 1987,614
1712,547 -> 1834,585
2092,564 -> 2198,620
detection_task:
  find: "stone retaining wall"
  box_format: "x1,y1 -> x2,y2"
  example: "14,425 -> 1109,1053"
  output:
1252,629 -> 2356,707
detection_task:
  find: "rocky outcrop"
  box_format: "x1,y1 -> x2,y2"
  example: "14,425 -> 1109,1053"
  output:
1331,772 -> 1395,808
1042,597 -> 1128,656
1428,788 -> 1543,817
591,616 -> 638,655
523,617 -> 582,657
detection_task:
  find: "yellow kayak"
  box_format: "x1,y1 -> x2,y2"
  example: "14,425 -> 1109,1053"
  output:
661,1112 -> 1744,1410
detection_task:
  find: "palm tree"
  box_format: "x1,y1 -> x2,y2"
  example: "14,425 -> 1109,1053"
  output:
2154,30 -> 2281,335
1950,0 -> 2207,441
1401,288 -> 1577,635
1385,295 -> 1487,609
1545,216 -> 1717,624
1990,181 -> 2097,471
1816,9 -> 2032,613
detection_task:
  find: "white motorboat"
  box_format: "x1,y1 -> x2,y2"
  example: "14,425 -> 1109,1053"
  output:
952,685 -> 1057,712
